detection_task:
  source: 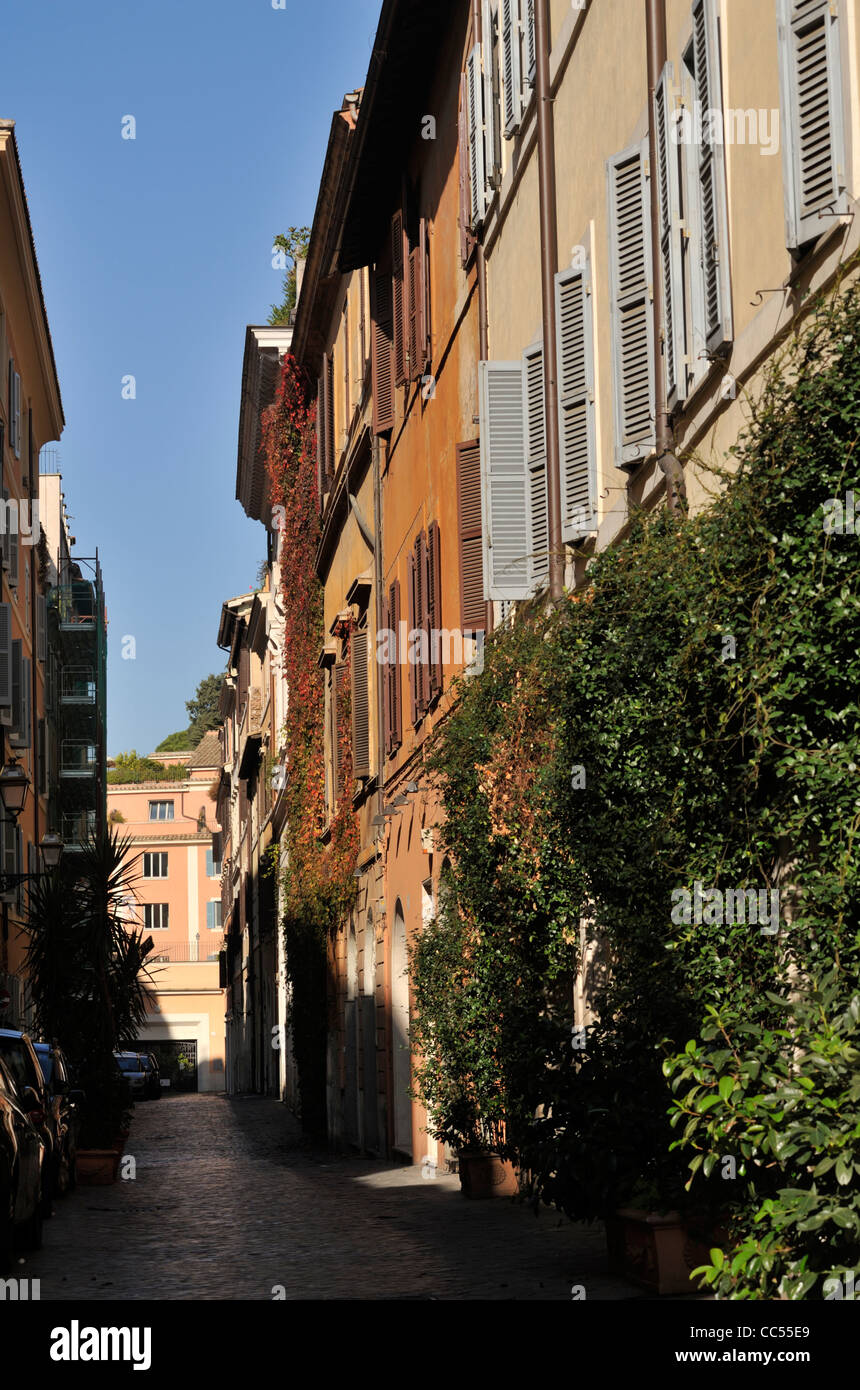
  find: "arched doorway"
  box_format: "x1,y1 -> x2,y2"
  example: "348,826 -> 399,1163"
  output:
391,903 -> 412,1156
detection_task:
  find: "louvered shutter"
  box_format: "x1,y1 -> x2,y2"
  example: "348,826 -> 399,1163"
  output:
350,627 -> 371,778
0,603 -> 10,707
479,360 -> 530,599
381,590 -> 392,755
427,521 -> 443,701
556,256 -> 598,540
467,45 -> 486,228
6,363 -> 12,451
407,547 -> 419,725
690,0 -> 733,355
9,512 -> 18,587
407,243 -> 425,382
1,818 -> 16,885
392,211 -> 407,385
390,579 -> 402,750
482,0 -> 501,191
501,0 -> 523,137
654,65 -> 687,405
37,718 -> 46,795
12,370 -> 20,459
325,353 -> 336,477
334,664 -> 349,800
607,139 -> 656,468
525,0 -> 536,88
456,440 -> 486,630
522,343 -> 548,592
371,271 -> 395,434
36,593 -> 47,661
777,0 -> 847,250
10,639 -> 22,742
19,658 -> 31,748
416,530 -> 430,714
458,73 -> 472,265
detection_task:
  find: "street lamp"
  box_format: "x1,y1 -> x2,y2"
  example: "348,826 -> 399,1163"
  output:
0,759 -> 29,819
39,832 -> 64,870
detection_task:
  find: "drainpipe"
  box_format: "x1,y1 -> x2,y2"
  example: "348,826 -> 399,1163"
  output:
646,0 -> 687,514
472,0 -> 494,633
535,0 -> 564,599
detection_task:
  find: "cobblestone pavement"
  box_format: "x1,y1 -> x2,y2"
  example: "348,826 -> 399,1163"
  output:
19,1093 -> 643,1300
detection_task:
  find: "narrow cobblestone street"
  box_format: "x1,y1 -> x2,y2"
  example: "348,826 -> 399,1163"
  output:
20,1094 -> 640,1301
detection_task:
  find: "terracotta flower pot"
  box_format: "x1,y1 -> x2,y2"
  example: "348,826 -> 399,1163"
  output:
457,1151 -> 519,1199
606,1208 -> 714,1296
76,1149 -> 118,1186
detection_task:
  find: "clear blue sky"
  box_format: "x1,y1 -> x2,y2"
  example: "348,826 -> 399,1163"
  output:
4,0 -> 381,756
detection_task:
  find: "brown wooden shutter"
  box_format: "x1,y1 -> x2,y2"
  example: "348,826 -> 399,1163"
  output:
382,590 -> 392,755
334,663 -> 349,801
408,219 -> 430,382
325,352 -> 336,479
427,521 -> 443,701
407,546 -> 419,726
458,72 -> 471,267
389,579 -> 402,752
351,626 -> 371,779
371,271 -> 395,434
416,530 -> 429,715
392,211 -> 406,386
456,439 -> 485,631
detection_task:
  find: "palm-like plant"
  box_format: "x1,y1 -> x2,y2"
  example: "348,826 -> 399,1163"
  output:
21,827 -> 155,1145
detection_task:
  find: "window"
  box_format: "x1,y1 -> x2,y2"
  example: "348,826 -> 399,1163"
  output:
205,848 -> 221,878
148,801 -> 174,821
382,579 -> 403,756
607,139 -> 655,468
350,618 -> 371,779
7,361 -> 20,459
206,900 -> 222,930
144,903 -> 169,931
407,524 -> 443,723
143,852 -> 168,878
777,0 -> 847,251
555,247 -> 598,539
316,352 -> 335,503
478,359 -> 545,599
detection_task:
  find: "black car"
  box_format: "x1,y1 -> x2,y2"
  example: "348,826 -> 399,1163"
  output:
0,1055 -> 44,1272
0,1029 -> 56,1213
33,1042 -> 83,1194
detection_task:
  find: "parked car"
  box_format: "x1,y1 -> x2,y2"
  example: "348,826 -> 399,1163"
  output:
32,1042 -> 84,1194
0,1029 -> 55,1213
0,1054 -> 44,1271
141,1053 -> 161,1100
113,1051 -> 148,1099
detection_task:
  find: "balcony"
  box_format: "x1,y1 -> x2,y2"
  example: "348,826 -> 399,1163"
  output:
147,941 -> 221,964
62,810 -> 96,849
55,581 -> 97,630
61,667 -> 96,704
60,741 -> 97,778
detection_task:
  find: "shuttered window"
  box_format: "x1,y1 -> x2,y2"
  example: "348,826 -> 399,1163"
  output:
502,0 -> 523,136
0,603 -> 11,707
371,270 -> 395,434
427,521 -> 443,702
689,0 -> 733,356
524,0 -> 536,90
555,253 -> 598,540
522,343 -> 549,591
654,65 -> 687,405
777,0 -> 847,250
350,624 -> 371,779
478,360 -> 530,599
466,44 -> 486,229
333,664 -> 349,801
407,218 -> 430,383
482,0 -> 501,194
383,580 -> 402,756
392,211 -> 407,385
36,593 -> 47,662
607,139 -> 656,468
10,639 -> 22,746
8,363 -> 20,459
316,356 -> 336,503
456,440 -> 486,631
408,531 -> 429,722
458,72 -> 473,265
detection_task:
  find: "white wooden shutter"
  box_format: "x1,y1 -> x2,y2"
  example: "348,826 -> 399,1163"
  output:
654,65 -> 687,405
524,0 -> 536,89
0,604 -> 10,708
607,138 -> 656,468
482,0 -> 501,193
777,0 -> 847,250
691,0 -> 733,355
522,343 -> 549,592
467,45 -> 487,228
556,255 -> 598,540
501,0 -> 523,137
479,360 -> 530,600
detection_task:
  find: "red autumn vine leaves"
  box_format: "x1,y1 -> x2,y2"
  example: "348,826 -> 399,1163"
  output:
261,355 -> 358,932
